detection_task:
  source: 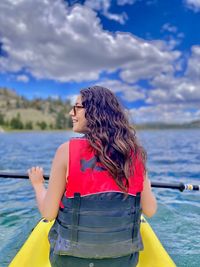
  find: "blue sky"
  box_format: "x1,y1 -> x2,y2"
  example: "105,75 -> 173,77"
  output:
0,0 -> 200,123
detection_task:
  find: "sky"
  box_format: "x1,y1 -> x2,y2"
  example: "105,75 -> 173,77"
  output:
0,0 -> 200,124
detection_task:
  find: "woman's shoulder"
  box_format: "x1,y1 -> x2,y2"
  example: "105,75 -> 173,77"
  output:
57,137 -> 89,152
57,141 -> 69,154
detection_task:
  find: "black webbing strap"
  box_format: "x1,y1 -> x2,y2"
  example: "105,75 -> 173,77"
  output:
132,192 -> 141,241
71,193 -> 81,242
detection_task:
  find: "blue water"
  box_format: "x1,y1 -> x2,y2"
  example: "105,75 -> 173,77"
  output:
0,130 -> 199,267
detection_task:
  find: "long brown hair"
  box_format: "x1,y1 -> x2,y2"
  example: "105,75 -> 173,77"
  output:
80,86 -> 146,192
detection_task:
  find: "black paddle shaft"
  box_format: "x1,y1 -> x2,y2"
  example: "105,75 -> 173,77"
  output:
151,181 -> 185,192
0,172 -> 49,180
0,172 -> 199,191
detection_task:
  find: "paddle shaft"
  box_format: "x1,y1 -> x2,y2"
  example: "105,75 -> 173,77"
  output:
0,172 -> 49,180
0,172 -> 199,191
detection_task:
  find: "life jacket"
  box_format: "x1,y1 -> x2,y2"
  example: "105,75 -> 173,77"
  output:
48,138 -> 144,259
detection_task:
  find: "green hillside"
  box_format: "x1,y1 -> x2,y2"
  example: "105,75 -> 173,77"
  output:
135,121 -> 200,130
0,88 -> 73,131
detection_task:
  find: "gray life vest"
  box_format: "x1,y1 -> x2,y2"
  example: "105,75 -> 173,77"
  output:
48,192 -> 143,259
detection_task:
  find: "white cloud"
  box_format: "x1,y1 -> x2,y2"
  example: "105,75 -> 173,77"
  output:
0,0 -> 180,84
84,0 -> 110,11
129,103 -> 200,124
186,45 -> 200,82
146,45 -> 200,105
66,94 -> 79,104
185,0 -> 200,11
161,23 -> 184,49
0,0 -> 199,123
162,23 -> 178,33
85,0 -> 128,24
16,74 -> 29,82
117,0 -> 136,5
147,82 -> 200,104
84,0 -> 136,23
97,79 -> 145,102
119,40 -> 180,83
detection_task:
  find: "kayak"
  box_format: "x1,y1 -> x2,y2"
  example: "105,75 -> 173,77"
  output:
9,216 -> 176,267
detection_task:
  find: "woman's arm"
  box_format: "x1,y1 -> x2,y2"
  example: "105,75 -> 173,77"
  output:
141,174 -> 157,217
28,142 -> 69,221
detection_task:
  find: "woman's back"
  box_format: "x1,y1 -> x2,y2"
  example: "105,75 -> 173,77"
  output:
49,137 -> 144,261
28,86 -> 157,267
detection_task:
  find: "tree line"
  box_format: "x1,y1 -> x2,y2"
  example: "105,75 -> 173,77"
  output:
0,88 -> 73,130
0,111 -> 73,130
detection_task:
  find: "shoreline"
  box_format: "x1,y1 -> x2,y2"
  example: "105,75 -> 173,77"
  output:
0,126 -> 5,133
0,128 -> 72,133
0,126 -> 200,133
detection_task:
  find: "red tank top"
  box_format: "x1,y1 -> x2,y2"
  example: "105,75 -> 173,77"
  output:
62,138 -> 144,202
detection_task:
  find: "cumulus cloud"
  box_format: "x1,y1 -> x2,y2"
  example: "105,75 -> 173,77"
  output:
186,45 -> 200,82
185,0 -> 200,12
129,103 -> 200,124
0,0 -> 180,84
0,0 -> 199,123
85,0 -> 128,24
66,93 -> 79,104
147,80 -> 200,104
16,74 -> 29,82
161,23 -> 184,49
119,40 -> 180,83
162,23 -> 178,33
84,0 -> 136,23
117,0 -> 136,5
147,45 -> 200,104
97,79 -> 145,102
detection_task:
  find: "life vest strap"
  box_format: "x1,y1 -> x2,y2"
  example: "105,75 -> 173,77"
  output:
71,193 -> 81,242
132,193 -> 141,240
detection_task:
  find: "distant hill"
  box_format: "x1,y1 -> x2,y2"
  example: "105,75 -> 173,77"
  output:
135,121 -> 200,130
188,120 -> 200,127
0,87 -> 73,130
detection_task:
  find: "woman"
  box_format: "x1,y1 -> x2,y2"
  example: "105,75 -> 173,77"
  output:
28,86 -> 157,267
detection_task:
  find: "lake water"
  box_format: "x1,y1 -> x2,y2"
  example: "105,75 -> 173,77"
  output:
0,130 -> 200,267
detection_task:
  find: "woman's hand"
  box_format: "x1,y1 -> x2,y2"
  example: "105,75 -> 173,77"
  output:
28,166 -> 44,189
141,174 -> 157,217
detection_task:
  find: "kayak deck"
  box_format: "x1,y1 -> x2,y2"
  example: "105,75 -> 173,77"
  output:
9,217 -> 176,267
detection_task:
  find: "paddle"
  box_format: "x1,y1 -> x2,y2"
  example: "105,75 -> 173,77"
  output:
0,171 -> 199,192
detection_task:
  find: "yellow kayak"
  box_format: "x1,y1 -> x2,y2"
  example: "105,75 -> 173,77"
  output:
9,217 -> 176,267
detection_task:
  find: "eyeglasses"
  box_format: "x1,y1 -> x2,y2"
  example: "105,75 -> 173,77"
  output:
72,105 -> 84,115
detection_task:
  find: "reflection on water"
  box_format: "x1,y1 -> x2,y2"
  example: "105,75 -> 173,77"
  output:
0,130 -> 200,267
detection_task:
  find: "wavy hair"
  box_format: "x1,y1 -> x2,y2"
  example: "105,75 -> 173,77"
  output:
80,86 -> 146,192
